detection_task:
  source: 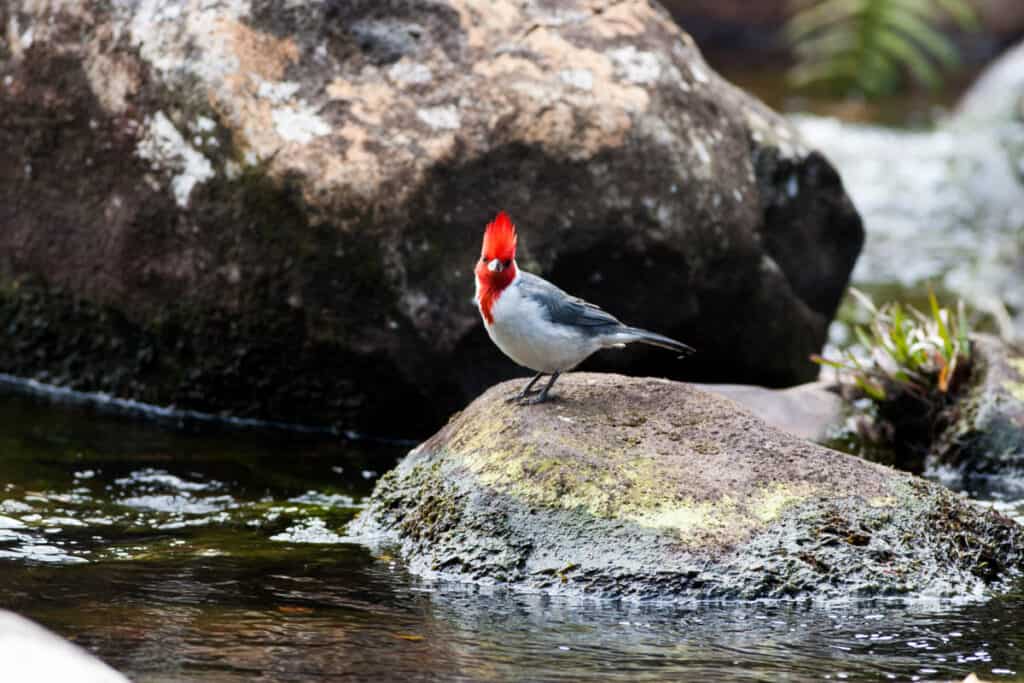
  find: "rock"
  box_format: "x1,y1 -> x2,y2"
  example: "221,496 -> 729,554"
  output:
0,610 -> 128,682
961,675 -> 994,683
792,42 -> 1024,339
350,374 -> 1023,600
931,334 -> 1024,493
697,380 -> 846,442
0,0 -> 862,435
957,41 -> 1024,125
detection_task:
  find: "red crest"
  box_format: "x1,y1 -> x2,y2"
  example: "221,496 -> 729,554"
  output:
481,211 -> 517,261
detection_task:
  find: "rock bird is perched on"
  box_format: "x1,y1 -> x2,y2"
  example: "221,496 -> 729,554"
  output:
474,211 -> 695,404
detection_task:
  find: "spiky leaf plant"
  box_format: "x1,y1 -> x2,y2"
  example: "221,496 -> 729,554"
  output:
786,0 -> 978,97
814,288 -> 972,471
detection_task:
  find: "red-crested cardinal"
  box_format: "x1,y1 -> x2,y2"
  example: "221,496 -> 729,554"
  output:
474,211 -> 695,404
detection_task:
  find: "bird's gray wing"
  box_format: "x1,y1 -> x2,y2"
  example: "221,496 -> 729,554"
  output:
517,272 -> 624,331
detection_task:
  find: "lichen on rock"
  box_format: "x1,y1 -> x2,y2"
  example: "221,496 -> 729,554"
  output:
351,374 -> 1024,600
931,335 -> 1024,494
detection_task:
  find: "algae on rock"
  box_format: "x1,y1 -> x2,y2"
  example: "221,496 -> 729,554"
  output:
352,374 -> 1024,600
931,335 -> 1024,494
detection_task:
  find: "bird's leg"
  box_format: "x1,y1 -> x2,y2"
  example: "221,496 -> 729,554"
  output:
521,372 -> 560,405
506,372 -> 545,403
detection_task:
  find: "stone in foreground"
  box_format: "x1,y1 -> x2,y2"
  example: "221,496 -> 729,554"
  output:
351,374 -> 1023,600
0,610 -> 128,683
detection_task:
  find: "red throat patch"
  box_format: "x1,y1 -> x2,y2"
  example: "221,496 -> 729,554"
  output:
475,211 -> 519,324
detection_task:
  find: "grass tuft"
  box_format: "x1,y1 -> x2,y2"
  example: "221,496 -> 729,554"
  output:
814,288 -> 973,470
813,287 -> 971,402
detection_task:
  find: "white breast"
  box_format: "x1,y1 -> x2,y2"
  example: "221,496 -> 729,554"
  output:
480,274 -> 600,374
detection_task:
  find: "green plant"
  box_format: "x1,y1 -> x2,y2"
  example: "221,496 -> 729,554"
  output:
785,0 -> 978,97
815,289 -> 973,471
814,288 -> 971,402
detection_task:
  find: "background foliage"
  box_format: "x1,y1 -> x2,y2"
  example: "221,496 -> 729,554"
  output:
786,0 -> 978,97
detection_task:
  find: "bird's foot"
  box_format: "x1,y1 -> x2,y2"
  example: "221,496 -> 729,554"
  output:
505,372 -> 559,405
505,390 -> 538,404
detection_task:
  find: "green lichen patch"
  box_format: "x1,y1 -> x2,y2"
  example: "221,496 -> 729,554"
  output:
928,336 -> 1024,483
351,374 -> 1024,599
427,380 -> 840,548
1004,357 -> 1024,401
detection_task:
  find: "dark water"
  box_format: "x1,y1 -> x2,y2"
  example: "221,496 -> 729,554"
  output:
1,391 -> 1023,682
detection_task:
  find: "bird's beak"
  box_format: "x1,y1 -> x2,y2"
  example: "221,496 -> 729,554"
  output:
487,258 -> 504,273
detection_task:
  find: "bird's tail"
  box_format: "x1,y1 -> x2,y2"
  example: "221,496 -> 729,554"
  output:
622,327 -> 696,356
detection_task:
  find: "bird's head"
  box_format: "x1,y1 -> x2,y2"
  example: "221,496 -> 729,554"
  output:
475,211 -> 518,292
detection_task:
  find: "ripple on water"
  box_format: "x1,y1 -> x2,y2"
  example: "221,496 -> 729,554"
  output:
2,389 -> 1024,681
113,468 -> 220,492
270,517 -> 349,544
0,461 -> 362,567
0,529 -> 87,564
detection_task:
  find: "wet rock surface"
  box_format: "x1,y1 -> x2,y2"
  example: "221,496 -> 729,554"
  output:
0,0 -> 861,434
932,335 -> 1024,493
351,374 -> 1023,600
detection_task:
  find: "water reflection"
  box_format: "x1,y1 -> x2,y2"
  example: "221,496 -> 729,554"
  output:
0,389 -> 1022,681
8,555 -> 1024,682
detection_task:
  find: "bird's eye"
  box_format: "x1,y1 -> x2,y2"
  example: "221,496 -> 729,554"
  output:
502,260 -> 511,268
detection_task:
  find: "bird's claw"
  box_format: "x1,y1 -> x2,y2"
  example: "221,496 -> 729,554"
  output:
507,390 -> 551,405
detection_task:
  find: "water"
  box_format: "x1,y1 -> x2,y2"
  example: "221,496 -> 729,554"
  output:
1,390 -> 1024,682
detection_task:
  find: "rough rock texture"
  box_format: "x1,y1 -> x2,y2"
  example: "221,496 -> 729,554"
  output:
350,374 -> 1023,600
932,335 -> 1024,493
0,0 -> 862,434
793,41 -> 1024,339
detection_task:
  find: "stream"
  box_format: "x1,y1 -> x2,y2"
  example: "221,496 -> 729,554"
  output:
1,389 -> 1023,682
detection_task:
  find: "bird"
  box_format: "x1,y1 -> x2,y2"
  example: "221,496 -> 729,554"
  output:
474,211 -> 695,404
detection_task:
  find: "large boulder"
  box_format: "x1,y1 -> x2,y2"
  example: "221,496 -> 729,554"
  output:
793,41 -> 1024,338
350,374 -> 1023,600
0,0 -> 862,435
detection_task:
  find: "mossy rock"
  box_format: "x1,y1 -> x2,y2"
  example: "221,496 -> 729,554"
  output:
932,334 -> 1024,493
351,374 -> 1024,600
